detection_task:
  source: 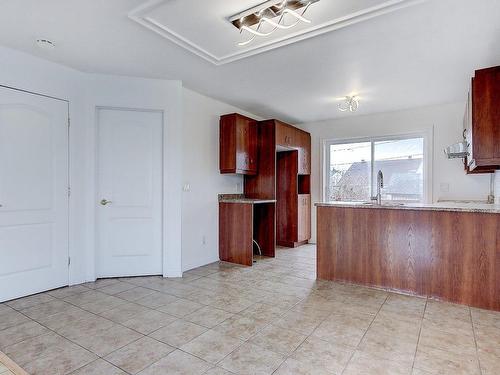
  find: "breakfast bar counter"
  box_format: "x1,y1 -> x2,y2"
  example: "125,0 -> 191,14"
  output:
316,202 -> 500,311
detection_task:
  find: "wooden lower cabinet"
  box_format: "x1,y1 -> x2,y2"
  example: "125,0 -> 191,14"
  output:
219,201 -> 276,266
298,195 -> 311,242
219,203 -> 253,266
317,206 -> 500,311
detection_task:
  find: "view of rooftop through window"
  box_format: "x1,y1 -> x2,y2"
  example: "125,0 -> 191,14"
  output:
326,137 -> 424,202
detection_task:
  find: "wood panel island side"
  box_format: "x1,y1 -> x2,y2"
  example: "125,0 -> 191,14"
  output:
316,202 -> 500,311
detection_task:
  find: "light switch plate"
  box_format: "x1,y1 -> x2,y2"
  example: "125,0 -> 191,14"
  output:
440,183 -> 450,193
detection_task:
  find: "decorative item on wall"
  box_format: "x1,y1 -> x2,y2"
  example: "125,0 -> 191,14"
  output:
338,95 -> 359,112
230,0 -> 320,46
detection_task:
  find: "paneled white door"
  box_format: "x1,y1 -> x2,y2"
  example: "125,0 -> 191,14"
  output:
96,108 -> 163,277
0,87 -> 69,302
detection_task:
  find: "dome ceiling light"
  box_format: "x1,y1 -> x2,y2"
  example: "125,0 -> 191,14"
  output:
338,95 -> 360,112
229,0 -> 320,47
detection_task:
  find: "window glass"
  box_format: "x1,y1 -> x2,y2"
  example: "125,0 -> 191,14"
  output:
326,137 -> 425,203
327,142 -> 371,201
374,138 -> 424,202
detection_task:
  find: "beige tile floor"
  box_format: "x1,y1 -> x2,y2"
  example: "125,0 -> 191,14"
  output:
1,244 -> 499,375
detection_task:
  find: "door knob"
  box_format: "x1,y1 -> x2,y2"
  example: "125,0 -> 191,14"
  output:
100,199 -> 112,206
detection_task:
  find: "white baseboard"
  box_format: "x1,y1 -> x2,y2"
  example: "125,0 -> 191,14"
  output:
182,255 -> 220,273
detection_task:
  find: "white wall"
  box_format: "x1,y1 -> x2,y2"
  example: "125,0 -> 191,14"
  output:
0,46 -> 185,283
0,45 -> 262,283
82,74 -> 184,279
181,89 -> 260,271
300,102 -> 492,242
0,46 -> 88,285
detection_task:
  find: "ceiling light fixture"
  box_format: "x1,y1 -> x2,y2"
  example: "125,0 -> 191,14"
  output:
229,0 -> 320,47
338,95 -> 360,112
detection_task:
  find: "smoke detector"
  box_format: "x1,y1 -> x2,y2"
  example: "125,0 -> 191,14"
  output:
36,38 -> 56,50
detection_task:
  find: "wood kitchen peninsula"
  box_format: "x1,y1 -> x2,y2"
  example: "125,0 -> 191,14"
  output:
316,202 -> 500,311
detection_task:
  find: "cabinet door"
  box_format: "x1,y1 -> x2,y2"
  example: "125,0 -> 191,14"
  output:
276,121 -> 295,147
298,132 -> 311,175
466,81 -> 474,165
297,194 -> 311,242
471,67 -> 500,168
275,121 -> 287,147
220,114 -> 257,175
236,117 -> 257,173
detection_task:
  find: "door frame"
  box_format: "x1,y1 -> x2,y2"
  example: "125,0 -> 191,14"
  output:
94,106 -> 165,278
0,84 -> 71,294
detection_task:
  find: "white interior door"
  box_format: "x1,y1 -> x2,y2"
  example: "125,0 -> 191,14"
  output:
0,87 -> 69,302
96,108 -> 163,278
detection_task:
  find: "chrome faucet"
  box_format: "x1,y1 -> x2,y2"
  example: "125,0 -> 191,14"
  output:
371,170 -> 384,205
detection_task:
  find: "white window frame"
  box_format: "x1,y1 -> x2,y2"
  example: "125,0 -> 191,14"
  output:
322,131 -> 433,204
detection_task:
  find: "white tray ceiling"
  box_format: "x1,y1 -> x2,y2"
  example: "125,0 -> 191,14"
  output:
129,0 -> 426,65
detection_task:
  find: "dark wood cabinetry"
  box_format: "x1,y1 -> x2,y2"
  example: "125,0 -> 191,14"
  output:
275,150 -> 311,247
297,130 -> 311,175
317,206 -> 500,311
219,201 -> 275,266
297,194 -> 311,242
465,66 -> 500,172
245,120 -> 311,248
274,121 -> 311,175
219,113 -> 257,175
220,114 -> 311,260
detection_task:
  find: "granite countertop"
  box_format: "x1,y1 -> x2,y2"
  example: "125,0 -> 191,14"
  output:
218,194 -> 276,204
315,201 -> 500,214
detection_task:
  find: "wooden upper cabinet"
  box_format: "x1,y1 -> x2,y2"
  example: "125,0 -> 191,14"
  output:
467,66 -> 500,172
220,113 -> 257,175
275,121 -> 295,148
275,121 -> 311,174
297,131 -> 311,175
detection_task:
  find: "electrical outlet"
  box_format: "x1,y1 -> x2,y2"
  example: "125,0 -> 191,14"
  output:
202,235 -> 207,245
236,182 -> 242,192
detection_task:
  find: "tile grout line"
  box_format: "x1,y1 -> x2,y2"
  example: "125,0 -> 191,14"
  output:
469,307 -> 484,375
6,280 -> 223,374
339,293 -> 390,375
136,275 -> 308,375
3,249 -> 496,375
268,291 -> 345,374
212,289 -> 309,373
5,285 -> 186,374
410,297 -> 427,374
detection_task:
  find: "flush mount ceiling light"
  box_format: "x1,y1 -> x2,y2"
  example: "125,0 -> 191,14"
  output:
229,0 -> 320,47
36,38 -> 56,50
338,95 -> 360,112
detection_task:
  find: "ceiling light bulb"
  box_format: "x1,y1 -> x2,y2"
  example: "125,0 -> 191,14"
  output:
338,96 -> 359,112
282,7 -> 312,23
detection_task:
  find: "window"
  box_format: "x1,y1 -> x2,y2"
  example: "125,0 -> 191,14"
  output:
324,136 -> 426,203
